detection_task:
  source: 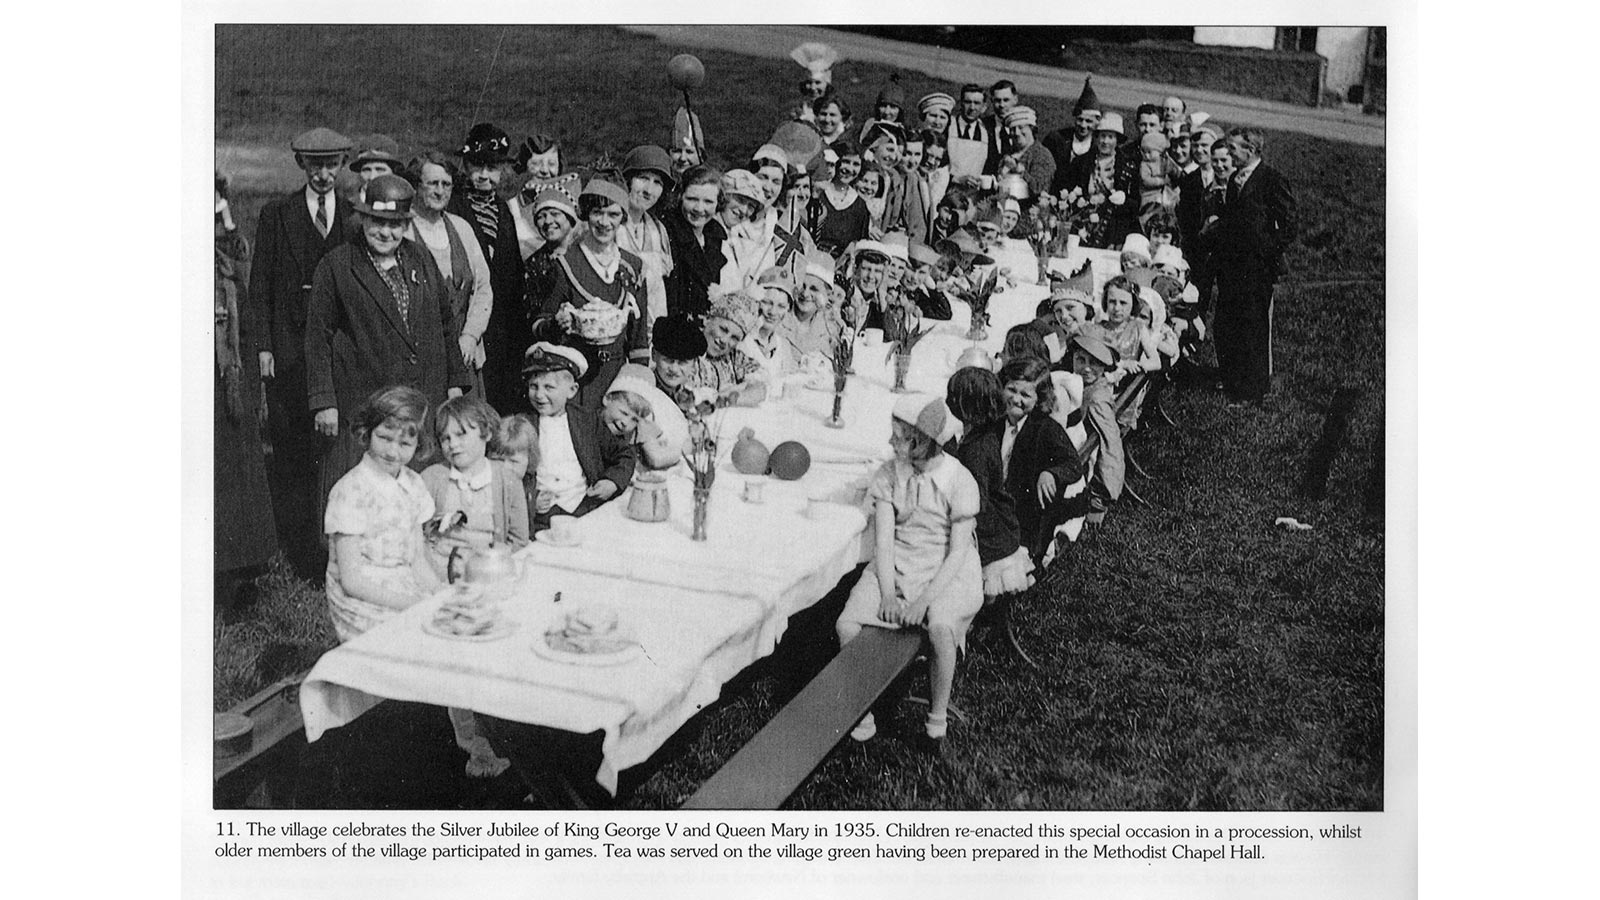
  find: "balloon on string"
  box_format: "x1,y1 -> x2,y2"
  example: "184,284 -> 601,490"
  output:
667,54 -> 706,91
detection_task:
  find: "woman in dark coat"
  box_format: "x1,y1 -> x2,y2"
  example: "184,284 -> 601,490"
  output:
214,173 -> 276,596
446,123 -> 526,413
662,164 -> 727,319
306,174 -> 472,516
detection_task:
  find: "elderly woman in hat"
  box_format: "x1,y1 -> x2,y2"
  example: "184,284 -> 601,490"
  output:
810,143 -> 872,257
306,173 -> 472,497
447,123 -> 526,413
531,178 -> 651,412
663,164 -> 727,319
519,174 -> 581,314
507,132 -> 563,260
616,145 -> 677,326
402,151 -> 493,398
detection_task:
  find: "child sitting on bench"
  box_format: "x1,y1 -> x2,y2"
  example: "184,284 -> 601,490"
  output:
836,394 -> 981,753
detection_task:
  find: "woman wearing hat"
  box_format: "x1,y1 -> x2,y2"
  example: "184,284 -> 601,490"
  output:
743,268 -> 803,381
751,144 -> 821,280
1064,112 -> 1138,249
403,151 -> 493,399
783,251 -> 846,361
350,134 -> 403,185
716,168 -> 774,295
857,74 -> 907,144
305,173 -> 472,505
507,132 -> 563,260
663,165 -> 727,319
998,107 -> 1056,203
520,176 -> 581,319
917,92 -> 956,138
787,41 -> 839,125
531,178 -> 651,413
616,145 -> 677,328
447,123 -> 526,413
809,143 -> 872,258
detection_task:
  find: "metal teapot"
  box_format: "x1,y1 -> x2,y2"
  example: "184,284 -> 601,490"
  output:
448,542 -> 519,585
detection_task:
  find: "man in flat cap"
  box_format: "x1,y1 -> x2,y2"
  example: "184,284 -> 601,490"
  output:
245,126 -> 352,579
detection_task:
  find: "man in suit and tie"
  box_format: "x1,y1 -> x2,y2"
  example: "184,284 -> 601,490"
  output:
246,126 -> 352,578
1210,128 -> 1295,405
984,80 -> 1019,171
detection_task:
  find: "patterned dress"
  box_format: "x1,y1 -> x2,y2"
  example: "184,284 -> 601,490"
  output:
323,454 -> 436,642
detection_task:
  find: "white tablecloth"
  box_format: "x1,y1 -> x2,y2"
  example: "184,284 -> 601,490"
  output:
301,571 -> 772,794
517,466 -> 870,654
297,245 -> 1125,794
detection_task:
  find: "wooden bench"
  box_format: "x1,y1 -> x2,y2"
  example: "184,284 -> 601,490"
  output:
213,669 -> 309,804
682,626 -> 923,809
684,376 -> 1162,809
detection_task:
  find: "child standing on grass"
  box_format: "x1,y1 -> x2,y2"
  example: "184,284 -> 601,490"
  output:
837,394 -> 981,753
997,358 -> 1087,563
323,385 -> 440,642
945,367 -> 1035,601
420,395 -> 530,581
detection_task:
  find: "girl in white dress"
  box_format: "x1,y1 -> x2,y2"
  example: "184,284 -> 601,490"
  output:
836,394 -> 982,752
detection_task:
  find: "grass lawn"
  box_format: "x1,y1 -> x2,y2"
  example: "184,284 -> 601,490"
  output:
214,24 -> 1386,811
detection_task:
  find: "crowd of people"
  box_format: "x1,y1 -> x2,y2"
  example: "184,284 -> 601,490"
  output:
213,41 -> 1295,762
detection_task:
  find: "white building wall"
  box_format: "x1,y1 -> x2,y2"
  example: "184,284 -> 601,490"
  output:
1191,26 -> 1275,49
1317,27 -> 1370,95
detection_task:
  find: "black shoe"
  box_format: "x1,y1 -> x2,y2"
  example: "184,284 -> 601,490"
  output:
912,732 -> 944,757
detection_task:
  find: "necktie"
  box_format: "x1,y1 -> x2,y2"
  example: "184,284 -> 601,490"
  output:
315,192 -> 329,237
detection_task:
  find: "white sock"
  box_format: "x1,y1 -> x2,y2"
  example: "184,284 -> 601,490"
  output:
850,712 -> 877,741
924,712 -> 948,739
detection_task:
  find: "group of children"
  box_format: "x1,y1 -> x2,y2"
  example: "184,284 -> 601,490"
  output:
310,122 -> 1211,776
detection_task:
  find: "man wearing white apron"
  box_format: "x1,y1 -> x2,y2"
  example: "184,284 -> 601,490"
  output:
946,83 -> 993,183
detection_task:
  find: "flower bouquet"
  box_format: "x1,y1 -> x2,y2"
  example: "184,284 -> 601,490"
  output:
882,297 -> 933,393
681,399 -> 721,541
957,265 -> 1000,343
824,329 -> 854,429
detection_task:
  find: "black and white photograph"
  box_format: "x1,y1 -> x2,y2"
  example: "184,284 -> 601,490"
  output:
208,20 -> 1392,818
